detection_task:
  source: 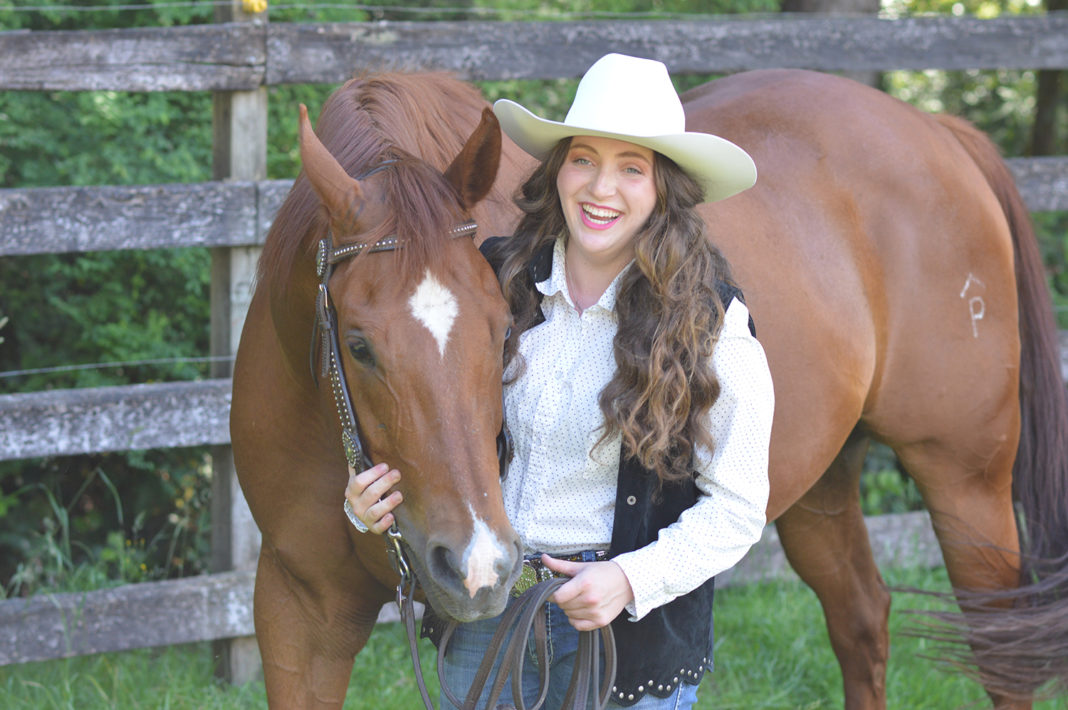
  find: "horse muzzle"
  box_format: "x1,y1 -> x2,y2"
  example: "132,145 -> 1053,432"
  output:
408,522 -> 523,622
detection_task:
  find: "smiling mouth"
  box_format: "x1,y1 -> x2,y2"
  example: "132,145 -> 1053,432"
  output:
580,203 -> 621,229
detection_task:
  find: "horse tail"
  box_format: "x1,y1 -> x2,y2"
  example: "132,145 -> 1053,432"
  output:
937,113 -> 1068,568
928,113 -> 1068,699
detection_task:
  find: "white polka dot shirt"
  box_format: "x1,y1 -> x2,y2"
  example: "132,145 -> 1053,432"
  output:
502,237 -> 774,620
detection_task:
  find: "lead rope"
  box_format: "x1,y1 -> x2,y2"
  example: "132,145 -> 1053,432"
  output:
434,578 -> 617,710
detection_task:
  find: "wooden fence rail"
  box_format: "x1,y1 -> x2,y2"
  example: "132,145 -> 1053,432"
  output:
0,380 -> 231,461
2,11 -> 1067,674
2,15 -> 1068,91
0,511 -> 943,666
1,157 -> 1066,260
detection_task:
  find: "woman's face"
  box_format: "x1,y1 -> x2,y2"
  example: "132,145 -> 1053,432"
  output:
556,135 -> 657,273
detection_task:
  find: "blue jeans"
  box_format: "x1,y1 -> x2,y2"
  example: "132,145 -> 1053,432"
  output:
438,595 -> 700,710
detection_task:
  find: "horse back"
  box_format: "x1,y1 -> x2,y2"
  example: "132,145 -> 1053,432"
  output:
683,69 -> 1020,517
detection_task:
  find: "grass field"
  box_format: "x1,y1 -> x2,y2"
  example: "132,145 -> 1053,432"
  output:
1,566 -> 1064,709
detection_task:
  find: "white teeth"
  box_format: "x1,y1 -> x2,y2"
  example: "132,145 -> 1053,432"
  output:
582,204 -> 620,222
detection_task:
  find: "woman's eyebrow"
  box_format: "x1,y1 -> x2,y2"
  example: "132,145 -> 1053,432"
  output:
569,141 -> 652,163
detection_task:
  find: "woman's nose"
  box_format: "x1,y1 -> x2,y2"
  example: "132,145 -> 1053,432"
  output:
589,167 -> 616,198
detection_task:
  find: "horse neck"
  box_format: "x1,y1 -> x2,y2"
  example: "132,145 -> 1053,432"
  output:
265,258 -> 321,389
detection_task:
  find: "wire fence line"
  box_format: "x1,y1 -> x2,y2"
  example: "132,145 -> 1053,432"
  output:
0,1 -> 739,19
0,356 -> 235,381
0,1 -> 962,21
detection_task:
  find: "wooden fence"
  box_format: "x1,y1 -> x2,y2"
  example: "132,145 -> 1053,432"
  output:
2,8 -> 1068,679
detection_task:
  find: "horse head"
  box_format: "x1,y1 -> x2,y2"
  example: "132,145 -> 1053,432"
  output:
298,104 -> 522,622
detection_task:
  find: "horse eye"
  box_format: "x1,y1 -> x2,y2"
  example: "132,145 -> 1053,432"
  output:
348,337 -> 375,366
504,326 -> 512,341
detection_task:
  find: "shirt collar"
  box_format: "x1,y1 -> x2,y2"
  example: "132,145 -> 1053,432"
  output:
534,237 -> 631,313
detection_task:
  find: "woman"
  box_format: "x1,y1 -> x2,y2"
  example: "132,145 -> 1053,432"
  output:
346,53 -> 774,709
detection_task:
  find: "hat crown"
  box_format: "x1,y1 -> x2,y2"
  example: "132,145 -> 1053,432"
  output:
563,54 -> 686,138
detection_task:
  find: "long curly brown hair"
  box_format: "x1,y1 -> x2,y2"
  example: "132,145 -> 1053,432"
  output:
496,138 -> 736,484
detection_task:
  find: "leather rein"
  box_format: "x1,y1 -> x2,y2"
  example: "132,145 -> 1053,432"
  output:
312,163 -> 615,708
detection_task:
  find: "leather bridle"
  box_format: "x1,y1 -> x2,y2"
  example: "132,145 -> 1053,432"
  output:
312,163 -> 614,709
311,186 -> 477,587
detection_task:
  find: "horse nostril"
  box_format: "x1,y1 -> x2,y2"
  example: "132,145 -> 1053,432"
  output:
428,542 -> 464,590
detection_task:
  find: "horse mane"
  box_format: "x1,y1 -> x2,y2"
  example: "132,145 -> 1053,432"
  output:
259,72 -> 494,290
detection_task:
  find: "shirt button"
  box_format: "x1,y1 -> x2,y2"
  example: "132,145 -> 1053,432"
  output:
626,495 -> 637,505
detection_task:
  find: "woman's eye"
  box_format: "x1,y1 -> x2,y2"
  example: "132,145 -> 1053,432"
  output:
348,338 -> 375,366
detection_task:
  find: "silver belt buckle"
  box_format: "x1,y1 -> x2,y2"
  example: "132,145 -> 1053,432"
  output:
510,560 -> 546,597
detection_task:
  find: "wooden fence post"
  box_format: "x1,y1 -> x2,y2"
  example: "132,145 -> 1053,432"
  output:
210,0 -> 267,685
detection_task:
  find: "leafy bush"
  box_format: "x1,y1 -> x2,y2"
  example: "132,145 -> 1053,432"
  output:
0,449 -> 212,598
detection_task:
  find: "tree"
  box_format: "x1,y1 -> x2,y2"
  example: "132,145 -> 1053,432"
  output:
1030,0 -> 1067,155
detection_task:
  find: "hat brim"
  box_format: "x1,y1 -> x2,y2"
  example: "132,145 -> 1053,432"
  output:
494,99 -> 757,203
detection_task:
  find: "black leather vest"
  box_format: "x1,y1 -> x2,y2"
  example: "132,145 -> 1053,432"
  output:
423,237 -> 752,706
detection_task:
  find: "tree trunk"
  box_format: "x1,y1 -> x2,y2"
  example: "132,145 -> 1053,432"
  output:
1030,0 -> 1067,156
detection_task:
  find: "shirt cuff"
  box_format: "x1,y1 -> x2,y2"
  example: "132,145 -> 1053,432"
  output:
613,549 -> 663,621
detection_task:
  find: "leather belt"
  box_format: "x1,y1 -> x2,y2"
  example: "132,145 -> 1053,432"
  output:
511,550 -> 608,597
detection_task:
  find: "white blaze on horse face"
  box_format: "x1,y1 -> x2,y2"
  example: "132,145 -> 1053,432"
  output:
408,269 -> 458,358
462,505 -> 509,598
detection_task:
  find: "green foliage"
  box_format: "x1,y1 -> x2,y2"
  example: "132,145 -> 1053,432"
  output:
0,243 -> 215,592
0,450 -> 212,598
0,0 -> 215,32
861,470 -> 925,516
884,0 -> 1044,18
0,248 -> 211,391
479,78 -> 580,123
1036,212 -> 1068,327
882,0 -> 1064,158
886,69 -> 1037,155
859,444 -> 925,516
0,90 -> 212,188
0,3 -> 224,594
0,470 -> 163,598
268,84 -> 344,178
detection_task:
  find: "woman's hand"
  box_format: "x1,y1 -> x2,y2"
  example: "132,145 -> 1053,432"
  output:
344,462 -> 403,534
541,554 -> 635,631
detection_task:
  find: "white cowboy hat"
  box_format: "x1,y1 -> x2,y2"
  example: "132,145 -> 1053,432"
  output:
493,53 -> 757,203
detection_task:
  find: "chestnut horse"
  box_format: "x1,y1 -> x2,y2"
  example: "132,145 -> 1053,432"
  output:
231,69 -> 1068,709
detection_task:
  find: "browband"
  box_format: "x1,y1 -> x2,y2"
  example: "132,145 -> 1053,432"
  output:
316,221 -> 479,277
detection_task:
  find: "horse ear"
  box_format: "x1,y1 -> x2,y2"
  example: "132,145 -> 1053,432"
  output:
298,103 -> 364,228
443,107 -> 502,210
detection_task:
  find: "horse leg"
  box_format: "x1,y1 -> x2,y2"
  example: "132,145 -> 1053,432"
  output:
253,541 -> 385,709
775,432 -> 891,710
895,441 -> 1028,710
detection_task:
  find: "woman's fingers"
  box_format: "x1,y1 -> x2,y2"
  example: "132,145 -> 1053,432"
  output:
363,489 -> 403,534
345,463 -> 403,534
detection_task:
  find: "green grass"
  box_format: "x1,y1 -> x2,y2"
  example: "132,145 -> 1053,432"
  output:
1,567 -> 1065,709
